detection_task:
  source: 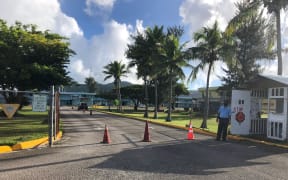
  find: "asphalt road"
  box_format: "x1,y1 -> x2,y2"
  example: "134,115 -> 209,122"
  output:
1,107 -> 288,180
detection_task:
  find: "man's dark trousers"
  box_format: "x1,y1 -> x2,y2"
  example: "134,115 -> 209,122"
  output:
217,118 -> 229,140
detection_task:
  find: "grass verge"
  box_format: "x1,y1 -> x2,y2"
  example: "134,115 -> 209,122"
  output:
0,109 -> 48,146
94,107 -> 220,133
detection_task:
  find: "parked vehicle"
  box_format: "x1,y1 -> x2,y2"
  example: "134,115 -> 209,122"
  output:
78,103 -> 88,110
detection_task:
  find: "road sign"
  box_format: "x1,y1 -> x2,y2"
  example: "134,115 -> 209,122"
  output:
32,94 -> 47,112
1,104 -> 20,119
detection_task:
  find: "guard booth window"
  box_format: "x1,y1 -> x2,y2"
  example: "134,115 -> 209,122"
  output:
269,88 -> 284,114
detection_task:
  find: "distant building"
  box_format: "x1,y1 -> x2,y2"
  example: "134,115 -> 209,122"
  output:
175,91 -> 202,110
175,87 -> 229,113
59,84 -> 131,106
198,86 -> 230,114
60,84 -> 96,106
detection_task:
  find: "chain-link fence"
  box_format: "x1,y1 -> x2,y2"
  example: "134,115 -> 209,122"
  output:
0,86 -> 60,146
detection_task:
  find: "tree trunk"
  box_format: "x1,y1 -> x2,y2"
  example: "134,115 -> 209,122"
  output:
276,9 -> 282,75
134,104 -> 138,111
117,79 -> 122,112
144,76 -> 149,118
201,63 -> 212,129
108,101 -> 111,112
116,79 -> 122,112
154,79 -> 158,119
166,74 -> 172,122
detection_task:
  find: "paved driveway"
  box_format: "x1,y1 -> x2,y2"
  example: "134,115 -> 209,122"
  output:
1,107 -> 288,180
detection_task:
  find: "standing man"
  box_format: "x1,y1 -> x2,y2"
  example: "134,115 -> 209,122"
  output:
216,100 -> 231,141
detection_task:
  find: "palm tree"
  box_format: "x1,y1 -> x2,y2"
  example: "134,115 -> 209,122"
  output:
262,0 -> 288,75
126,26 -> 165,118
145,26 -> 165,119
85,76 -> 97,93
103,60 -> 128,111
126,32 -> 151,117
188,21 -> 227,128
160,35 -> 190,121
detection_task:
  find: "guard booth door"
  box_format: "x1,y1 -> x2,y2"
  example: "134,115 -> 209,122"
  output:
230,90 -> 251,135
267,87 -> 287,141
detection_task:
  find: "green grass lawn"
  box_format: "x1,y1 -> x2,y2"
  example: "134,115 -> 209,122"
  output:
95,107 -> 220,133
0,108 -> 48,146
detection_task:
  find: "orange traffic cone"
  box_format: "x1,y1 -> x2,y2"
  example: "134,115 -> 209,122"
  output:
143,120 -> 151,142
187,122 -> 195,140
102,125 -> 111,144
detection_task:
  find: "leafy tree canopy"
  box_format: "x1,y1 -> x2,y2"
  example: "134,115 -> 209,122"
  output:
222,0 -> 276,90
0,19 -> 75,103
0,19 -> 75,91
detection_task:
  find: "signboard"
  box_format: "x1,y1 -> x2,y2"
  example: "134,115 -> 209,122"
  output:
230,90 -> 251,135
32,94 -> 47,112
1,104 -> 20,119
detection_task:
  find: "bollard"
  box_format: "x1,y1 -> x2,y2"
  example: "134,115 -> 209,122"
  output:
90,110 -> 92,115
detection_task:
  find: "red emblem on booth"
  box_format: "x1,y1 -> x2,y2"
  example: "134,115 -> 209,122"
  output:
235,112 -> 245,123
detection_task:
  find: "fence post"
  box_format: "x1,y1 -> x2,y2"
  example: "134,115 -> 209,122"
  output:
54,91 -> 57,140
49,85 -> 55,147
55,91 -> 60,135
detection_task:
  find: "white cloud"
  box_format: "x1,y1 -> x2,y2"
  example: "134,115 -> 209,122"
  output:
135,19 -> 145,34
0,0 -> 83,37
86,0 -> 116,8
261,61 -> 278,75
179,0 -> 237,36
68,19 -> 144,85
70,59 -> 92,78
84,0 -> 116,16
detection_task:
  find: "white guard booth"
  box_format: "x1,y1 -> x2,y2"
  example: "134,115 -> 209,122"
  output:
267,87 -> 287,140
230,74 -> 288,141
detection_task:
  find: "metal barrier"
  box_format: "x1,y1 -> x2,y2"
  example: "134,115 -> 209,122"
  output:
0,86 -> 60,147
250,118 -> 267,135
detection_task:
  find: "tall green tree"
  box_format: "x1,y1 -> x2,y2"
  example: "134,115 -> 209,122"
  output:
121,85 -> 144,111
229,0 -> 288,75
160,34 -> 189,121
103,60 -> 128,111
0,19 -> 75,103
145,26 -> 166,119
126,30 -> 153,118
223,0 -> 275,89
188,21 -> 228,128
126,26 -> 189,120
85,77 -> 98,93
152,73 -> 170,110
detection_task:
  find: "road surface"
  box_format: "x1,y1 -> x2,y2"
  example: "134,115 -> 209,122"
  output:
1,107 -> 288,180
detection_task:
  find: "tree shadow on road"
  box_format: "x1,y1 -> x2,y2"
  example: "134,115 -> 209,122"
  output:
90,139 -> 285,176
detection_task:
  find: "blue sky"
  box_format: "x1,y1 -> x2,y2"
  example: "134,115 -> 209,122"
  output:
60,0 -> 185,38
0,0 -> 287,90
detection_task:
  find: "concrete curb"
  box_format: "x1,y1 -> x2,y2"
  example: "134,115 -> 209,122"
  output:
97,110 -> 288,149
0,131 -> 63,154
